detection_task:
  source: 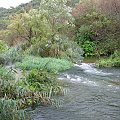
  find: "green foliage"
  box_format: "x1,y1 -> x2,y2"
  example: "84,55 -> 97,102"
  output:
0,66 -> 29,110
82,41 -> 96,57
7,0 -> 74,43
58,39 -> 84,63
0,0 -> 83,118
8,9 -> 52,42
27,69 -> 54,86
76,25 -> 93,44
75,25 -> 96,57
0,40 -> 8,53
0,65 -> 65,112
26,69 -> 63,96
0,65 -> 15,80
6,47 -> 23,62
16,56 -> 73,72
0,45 -> 23,65
66,0 -> 79,7
40,0 -> 74,32
0,99 -> 28,120
0,54 -> 9,65
0,66 -> 16,98
74,5 -> 120,56
96,51 -> 120,67
27,36 -> 83,63
5,0 -> 84,63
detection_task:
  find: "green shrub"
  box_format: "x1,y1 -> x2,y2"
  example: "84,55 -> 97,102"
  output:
26,36 -> 84,63
96,50 -> 120,67
0,66 -> 15,81
26,69 -> 63,96
0,66 -> 64,109
14,69 -> 65,107
5,46 -> 23,62
16,56 -> 73,72
76,25 -> 93,44
0,99 -> 28,120
82,41 -> 96,57
0,46 -> 23,65
58,39 -> 84,63
74,10 -> 120,57
0,40 -> 8,53
0,66 -> 17,98
75,25 -> 96,57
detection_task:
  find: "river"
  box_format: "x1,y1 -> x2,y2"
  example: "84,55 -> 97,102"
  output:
31,63 -> 120,120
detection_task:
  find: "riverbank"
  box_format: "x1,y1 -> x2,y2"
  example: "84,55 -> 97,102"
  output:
0,56 -> 73,120
96,51 -> 120,68
83,51 -> 120,68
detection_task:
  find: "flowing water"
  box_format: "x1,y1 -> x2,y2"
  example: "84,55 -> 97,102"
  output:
31,63 -> 120,120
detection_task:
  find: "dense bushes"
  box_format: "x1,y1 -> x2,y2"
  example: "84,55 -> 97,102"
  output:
0,0 -> 119,119
73,0 -> 120,57
26,69 -> 63,96
96,51 -> 120,67
0,66 -> 16,98
81,41 -> 96,57
0,45 -> 72,119
2,0 -> 83,63
0,66 -> 27,119
0,45 -> 24,65
27,36 -> 83,63
0,64 -> 65,119
74,11 -> 118,57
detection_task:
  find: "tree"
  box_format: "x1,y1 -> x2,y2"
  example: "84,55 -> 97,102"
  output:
39,0 -> 74,36
7,9 -> 52,43
6,0 -> 83,62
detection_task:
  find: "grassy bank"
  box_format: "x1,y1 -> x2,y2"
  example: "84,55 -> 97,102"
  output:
96,51 -> 120,68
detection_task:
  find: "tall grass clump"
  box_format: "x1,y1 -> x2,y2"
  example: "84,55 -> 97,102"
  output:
15,56 -> 73,72
0,99 -> 28,120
